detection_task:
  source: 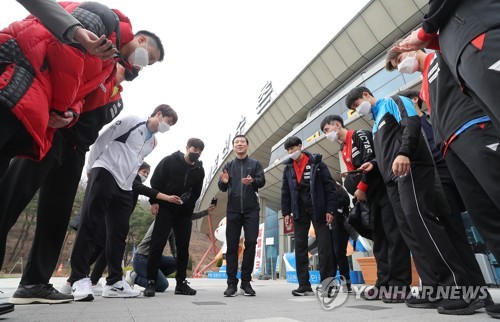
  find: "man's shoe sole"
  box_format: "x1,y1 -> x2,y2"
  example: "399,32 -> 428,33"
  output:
487,311 -> 500,319
143,291 -> 155,297
405,301 -> 441,309
102,292 -> 140,298
0,304 -> 14,316
292,291 -> 314,296
437,299 -> 483,315
224,293 -> 237,297
175,290 -> 196,295
9,297 -> 73,305
240,289 -> 255,296
74,294 -> 94,302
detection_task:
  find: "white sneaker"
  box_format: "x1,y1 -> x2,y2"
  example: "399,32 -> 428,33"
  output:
59,282 -> 72,295
72,277 -> 94,302
92,282 -> 103,296
102,279 -> 140,298
125,270 -> 136,287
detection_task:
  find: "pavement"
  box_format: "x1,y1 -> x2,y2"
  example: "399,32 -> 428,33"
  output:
0,277 -> 498,321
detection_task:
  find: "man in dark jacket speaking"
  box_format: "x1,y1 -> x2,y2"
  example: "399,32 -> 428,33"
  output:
218,134 -> 266,297
281,136 -> 336,297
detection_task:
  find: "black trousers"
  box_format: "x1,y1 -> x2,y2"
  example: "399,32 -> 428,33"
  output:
458,28 -> 500,133
385,164 -> 468,288
0,105 -> 33,176
330,221 -> 350,281
445,122 -> 500,261
69,168 -> 133,285
294,210 -> 333,286
436,166 -> 486,288
370,190 -> 412,287
89,247 -> 107,285
147,206 -> 192,283
0,133 -> 84,285
225,210 -> 260,286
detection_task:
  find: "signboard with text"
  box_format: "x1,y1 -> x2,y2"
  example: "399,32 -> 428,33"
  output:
253,223 -> 265,275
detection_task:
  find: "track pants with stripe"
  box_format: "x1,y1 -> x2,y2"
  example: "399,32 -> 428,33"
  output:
445,122 -> 500,260
385,163 -> 469,288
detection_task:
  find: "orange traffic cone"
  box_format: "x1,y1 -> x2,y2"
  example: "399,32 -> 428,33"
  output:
56,263 -> 63,276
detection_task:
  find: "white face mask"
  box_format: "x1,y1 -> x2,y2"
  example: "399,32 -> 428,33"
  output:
397,54 -> 419,74
326,130 -> 338,142
289,150 -> 301,160
139,174 -> 147,183
356,100 -> 372,116
157,116 -> 170,133
129,46 -> 149,68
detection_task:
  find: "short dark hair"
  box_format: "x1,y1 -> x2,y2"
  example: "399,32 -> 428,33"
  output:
136,30 -> 165,62
139,161 -> 150,171
385,38 -> 405,71
232,134 -> 248,145
151,104 -> 178,124
284,136 -> 302,149
320,115 -> 344,132
345,86 -> 373,110
398,90 -> 423,109
187,138 -> 205,151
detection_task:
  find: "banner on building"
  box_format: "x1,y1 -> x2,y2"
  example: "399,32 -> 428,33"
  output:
253,223 -> 265,275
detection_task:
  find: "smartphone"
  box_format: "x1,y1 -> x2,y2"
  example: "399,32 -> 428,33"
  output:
210,197 -> 218,206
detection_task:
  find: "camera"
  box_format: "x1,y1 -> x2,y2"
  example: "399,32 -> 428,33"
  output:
210,197 -> 218,206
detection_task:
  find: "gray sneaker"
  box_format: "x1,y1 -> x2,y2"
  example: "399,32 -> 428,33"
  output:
9,284 -> 74,304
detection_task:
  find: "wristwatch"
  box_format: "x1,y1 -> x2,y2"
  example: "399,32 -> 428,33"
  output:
65,25 -> 82,44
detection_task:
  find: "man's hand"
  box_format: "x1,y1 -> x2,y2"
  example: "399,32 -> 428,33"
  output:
220,169 -> 229,184
391,29 -> 431,52
392,155 -> 410,177
75,28 -> 116,60
354,189 -> 367,202
115,63 -> 125,86
166,195 -> 182,205
241,175 -> 253,185
358,162 -> 374,173
326,213 -> 334,225
49,111 -> 73,128
206,204 -> 216,215
150,204 -> 159,216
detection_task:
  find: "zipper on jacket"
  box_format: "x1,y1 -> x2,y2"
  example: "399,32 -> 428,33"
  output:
240,159 -> 244,213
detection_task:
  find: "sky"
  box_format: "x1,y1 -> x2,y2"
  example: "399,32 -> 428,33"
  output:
3,0 -> 369,184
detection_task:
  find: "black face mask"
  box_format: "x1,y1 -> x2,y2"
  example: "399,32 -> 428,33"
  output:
188,152 -> 200,162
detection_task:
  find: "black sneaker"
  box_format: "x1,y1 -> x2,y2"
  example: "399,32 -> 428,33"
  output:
382,290 -> 407,304
291,285 -> 314,296
224,284 -> 237,297
0,303 -> 14,316
240,282 -> 256,296
405,294 -> 441,309
9,284 -> 73,304
486,303 -> 500,319
481,289 -> 495,308
175,280 -> 196,295
143,280 -> 156,297
342,283 -> 353,294
360,287 -> 381,300
437,298 -> 483,315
